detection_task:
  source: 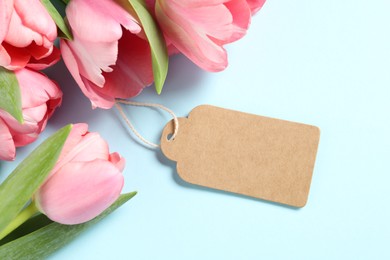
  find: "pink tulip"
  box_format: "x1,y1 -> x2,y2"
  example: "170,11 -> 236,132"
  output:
152,0 -> 261,72
0,0 -> 60,70
0,68 -> 62,161
61,0 -> 154,109
146,0 -> 265,72
34,123 -> 125,225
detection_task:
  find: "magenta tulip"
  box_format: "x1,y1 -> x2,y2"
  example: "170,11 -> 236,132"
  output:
61,0 -> 154,109
34,123 -> 125,225
152,0 -> 259,72
0,0 -> 60,70
0,68 -> 62,161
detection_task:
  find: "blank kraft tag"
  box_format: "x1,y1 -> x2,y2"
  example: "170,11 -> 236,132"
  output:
160,105 -> 320,207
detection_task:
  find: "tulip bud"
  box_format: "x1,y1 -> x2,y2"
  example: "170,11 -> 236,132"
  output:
34,124 -> 125,225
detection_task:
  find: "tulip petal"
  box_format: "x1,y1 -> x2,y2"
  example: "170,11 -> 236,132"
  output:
0,0 -> 57,69
65,37 -> 117,88
59,40 -> 90,99
0,42 -> 30,69
56,123 -> 88,164
25,42 -> 53,60
36,160 -> 124,225
51,124 -> 110,176
60,40 -> 115,109
156,1 -> 227,71
0,68 -> 62,146
26,46 -> 61,71
246,0 -> 266,14
13,131 -> 42,148
63,132 -> 110,163
0,45 -> 12,67
109,152 -> 126,172
0,103 -> 46,147
156,0 -> 251,71
13,0 -> 57,42
223,0 -> 251,43
66,0 -> 140,43
102,31 -> 153,98
5,8 -> 45,48
82,78 -> 117,109
15,68 -> 62,109
0,109 -> 36,135
4,68 -> 61,139
0,0 -> 13,42
0,117 -> 16,161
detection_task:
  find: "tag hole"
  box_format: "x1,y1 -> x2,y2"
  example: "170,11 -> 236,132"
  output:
167,133 -> 174,142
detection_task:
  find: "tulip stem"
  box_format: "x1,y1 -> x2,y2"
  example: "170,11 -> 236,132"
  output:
0,202 -> 39,241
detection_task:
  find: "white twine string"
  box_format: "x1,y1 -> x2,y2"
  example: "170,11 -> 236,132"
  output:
115,99 -> 179,149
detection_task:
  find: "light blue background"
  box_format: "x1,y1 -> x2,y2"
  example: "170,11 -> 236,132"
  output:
2,0 -> 390,259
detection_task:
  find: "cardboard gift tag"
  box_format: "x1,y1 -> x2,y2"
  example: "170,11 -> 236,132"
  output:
160,105 -> 320,207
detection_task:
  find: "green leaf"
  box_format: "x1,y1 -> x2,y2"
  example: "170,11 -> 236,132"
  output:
0,125 -> 72,233
0,192 -> 137,259
0,214 -> 52,246
41,0 -> 73,40
0,67 -> 23,123
126,0 -> 169,94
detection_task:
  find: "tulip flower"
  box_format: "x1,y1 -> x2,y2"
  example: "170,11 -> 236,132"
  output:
61,0 -> 154,109
151,0 -> 255,72
0,68 -> 62,161
34,123 -> 125,225
0,0 -> 60,70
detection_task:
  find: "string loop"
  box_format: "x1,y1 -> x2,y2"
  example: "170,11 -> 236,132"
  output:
115,99 -> 179,149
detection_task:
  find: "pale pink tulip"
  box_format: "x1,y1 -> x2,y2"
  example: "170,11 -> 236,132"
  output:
34,123 -> 125,225
0,68 -> 62,161
152,0 -> 257,72
0,0 -> 60,70
61,0 -> 153,109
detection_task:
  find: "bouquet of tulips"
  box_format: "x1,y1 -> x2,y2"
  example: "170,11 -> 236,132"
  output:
0,0 -> 265,257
